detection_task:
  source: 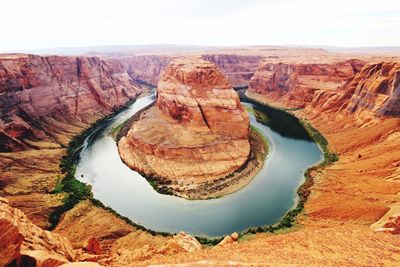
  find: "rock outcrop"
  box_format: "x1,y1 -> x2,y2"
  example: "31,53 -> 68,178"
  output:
201,54 -> 263,87
0,54 -> 143,152
118,58 -> 250,197
168,232 -> 202,253
119,55 -> 171,86
247,59 -> 365,108
0,53 -> 143,229
310,62 -> 400,118
119,54 -> 262,87
0,197 -> 76,266
216,232 -> 239,247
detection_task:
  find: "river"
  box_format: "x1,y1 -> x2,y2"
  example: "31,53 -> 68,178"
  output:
76,93 -> 323,237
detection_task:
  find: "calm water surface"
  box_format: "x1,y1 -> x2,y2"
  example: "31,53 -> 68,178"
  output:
76,94 -> 323,237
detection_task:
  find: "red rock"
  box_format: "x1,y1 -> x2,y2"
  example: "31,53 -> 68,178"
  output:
118,57 -> 250,190
84,237 -> 103,255
248,59 -> 365,109
309,62 -> 400,119
0,197 -> 75,266
119,54 -> 262,87
0,54 -> 142,151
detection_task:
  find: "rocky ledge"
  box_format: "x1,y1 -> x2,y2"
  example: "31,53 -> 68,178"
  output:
118,58 -> 264,199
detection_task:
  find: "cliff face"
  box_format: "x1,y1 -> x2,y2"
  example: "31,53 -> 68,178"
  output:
119,55 -> 171,86
0,54 -> 142,231
248,59 -> 365,108
0,54 -> 142,152
0,197 -> 76,266
200,54 -> 263,87
309,62 -> 400,119
119,54 -> 262,87
156,58 -> 249,138
118,58 -> 250,196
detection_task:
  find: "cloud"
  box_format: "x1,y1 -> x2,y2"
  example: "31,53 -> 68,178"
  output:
0,0 -> 399,52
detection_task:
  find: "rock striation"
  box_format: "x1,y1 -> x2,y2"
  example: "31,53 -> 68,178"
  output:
119,54 -> 262,87
118,58 -> 250,197
0,197 -> 76,266
201,54 -> 262,87
310,62 -> 400,118
0,53 -> 143,230
248,59 -> 365,108
0,54 -> 143,152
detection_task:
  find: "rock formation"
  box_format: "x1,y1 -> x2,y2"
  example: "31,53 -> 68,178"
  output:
201,54 -> 263,87
0,197 -> 76,266
247,59 -> 365,108
119,55 -> 171,86
216,232 -> 239,247
118,58 -> 250,196
310,62 -> 400,118
1,49 -> 400,266
119,54 -> 262,87
0,54 -> 143,230
0,54 -> 143,152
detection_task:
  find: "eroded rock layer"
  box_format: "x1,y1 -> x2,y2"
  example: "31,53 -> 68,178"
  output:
248,59 -> 365,108
0,54 -> 142,229
118,58 -> 250,190
0,54 -> 143,152
0,197 -> 75,266
119,54 -> 262,87
310,62 -> 400,118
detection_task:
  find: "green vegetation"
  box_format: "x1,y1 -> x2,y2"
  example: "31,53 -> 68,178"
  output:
49,91 -> 337,246
236,97 -> 338,239
254,109 -> 269,124
49,99 -> 136,229
244,105 -> 255,114
90,198 -> 171,237
250,125 -> 269,161
109,121 -> 126,140
196,236 -> 224,246
300,120 -> 339,166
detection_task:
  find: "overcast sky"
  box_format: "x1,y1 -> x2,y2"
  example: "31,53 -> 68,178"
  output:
2,0 -> 400,52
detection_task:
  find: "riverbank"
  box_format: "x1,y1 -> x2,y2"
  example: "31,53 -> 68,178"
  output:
114,104 -> 269,200
52,92 -> 332,245
236,94 -> 337,237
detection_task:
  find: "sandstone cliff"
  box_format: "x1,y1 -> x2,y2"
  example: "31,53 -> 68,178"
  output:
0,197 -> 76,266
310,62 -> 400,118
201,54 -> 262,87
247,59 -> 365,108
119,55 -> 171,86
119,54 -> 262,87
118,58 -> 250,197
246,59 -> 400,259
0,54 -> 143,152
0,54 -> 142,229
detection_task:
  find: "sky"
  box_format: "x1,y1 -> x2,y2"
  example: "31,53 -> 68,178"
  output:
1,0 -> 400,52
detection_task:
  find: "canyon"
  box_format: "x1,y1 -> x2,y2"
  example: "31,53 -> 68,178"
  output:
118,57 -> 263,199
119,53 -> 263,87
0,47 -> 400,266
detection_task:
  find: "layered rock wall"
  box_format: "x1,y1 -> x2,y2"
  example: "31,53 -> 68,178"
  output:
119,54 -> 262,87
0,54 -> 142,151
118,58 -> 250,190
248,59 -> 365,108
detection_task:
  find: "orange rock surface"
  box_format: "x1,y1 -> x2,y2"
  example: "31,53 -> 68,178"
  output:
0,54 -> 143,228
0,197 -> 75,266
120,53 -> 263,87
118,58 -> 250,186
248,59 -> 365,108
